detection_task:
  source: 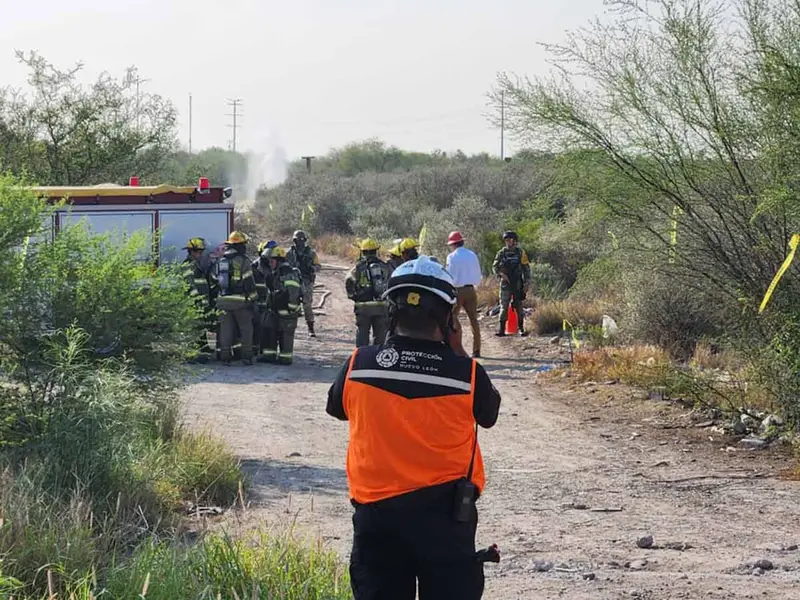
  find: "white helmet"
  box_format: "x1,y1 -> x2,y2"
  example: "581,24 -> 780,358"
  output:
383,255 -> 457,306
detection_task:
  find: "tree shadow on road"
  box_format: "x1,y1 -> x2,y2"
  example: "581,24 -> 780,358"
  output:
184,358 -> 347,386
240,458 -> 348,502
478,357 -> 570,380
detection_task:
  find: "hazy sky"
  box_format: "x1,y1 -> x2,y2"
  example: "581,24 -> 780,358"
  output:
1,0 -> 606,162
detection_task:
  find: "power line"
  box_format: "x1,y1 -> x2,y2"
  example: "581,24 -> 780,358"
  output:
226,98 -> 243,153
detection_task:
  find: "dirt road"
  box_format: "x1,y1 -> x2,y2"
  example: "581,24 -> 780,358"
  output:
183,263 -> 800,599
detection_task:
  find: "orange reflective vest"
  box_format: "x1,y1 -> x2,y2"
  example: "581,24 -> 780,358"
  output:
342,345 -> 485,504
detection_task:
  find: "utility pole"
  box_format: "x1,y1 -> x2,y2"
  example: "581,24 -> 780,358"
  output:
301,156 -> 315,173
500,90 -> 505,161
188,94 -> 193,154
226,98 -> 243,153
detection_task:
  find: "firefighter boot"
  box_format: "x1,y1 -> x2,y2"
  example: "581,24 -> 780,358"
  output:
495,320 -> 507,337
307,321 -> 316,338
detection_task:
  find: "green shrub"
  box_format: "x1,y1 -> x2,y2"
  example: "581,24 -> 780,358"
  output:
529,262 -> 567,300
137,430 -> 244,511
622,269 -> 723,361
0,174 -> 251,597
570,256 -> 622,303
103,530 -> 350,600
0,177 -> 202,379
0,328 -> 245,596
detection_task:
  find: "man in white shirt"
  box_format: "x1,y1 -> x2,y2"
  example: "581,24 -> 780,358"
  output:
445,231 -> 483,358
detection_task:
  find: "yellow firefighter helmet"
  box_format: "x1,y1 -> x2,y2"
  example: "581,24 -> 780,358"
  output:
183,237 -> 205,251
359,238 -> 381,251
225,231 -> 249,245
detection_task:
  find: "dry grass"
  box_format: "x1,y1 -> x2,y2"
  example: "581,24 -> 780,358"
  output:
572,345 -> 672,384
534,300 -> 605,335
779,464 -> 800,481
476,277 -> 499,308
312,234 -> 361,262
689,342 -> 743,371
570,344 -> 783,419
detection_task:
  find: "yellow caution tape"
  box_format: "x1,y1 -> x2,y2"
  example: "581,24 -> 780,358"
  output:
307,204 -> 315,214
418,223 -> 428,254
301,208 -> 306,224
608,231 -> 619,250
759,233 -> 800,313
562,319 -> 581,349
669,205 -> 683,264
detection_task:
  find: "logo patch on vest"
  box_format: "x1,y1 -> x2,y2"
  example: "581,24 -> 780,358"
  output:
376,347 -> 400,368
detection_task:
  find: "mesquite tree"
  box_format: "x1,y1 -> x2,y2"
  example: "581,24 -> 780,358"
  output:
492,0 -> 800,421
0,51 -> 177,185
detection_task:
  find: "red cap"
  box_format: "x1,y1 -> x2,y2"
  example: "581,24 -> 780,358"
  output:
447,231 -> 464,244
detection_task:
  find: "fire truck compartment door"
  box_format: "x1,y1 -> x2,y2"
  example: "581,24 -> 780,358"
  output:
158,209 -> 230,264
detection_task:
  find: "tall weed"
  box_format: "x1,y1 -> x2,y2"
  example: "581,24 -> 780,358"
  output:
103,530 -> 350,600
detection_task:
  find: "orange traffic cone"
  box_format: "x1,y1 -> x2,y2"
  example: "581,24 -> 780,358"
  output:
505,303 -> 519,335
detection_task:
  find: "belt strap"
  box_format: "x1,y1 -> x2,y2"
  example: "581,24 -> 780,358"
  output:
467,423 -> 478,481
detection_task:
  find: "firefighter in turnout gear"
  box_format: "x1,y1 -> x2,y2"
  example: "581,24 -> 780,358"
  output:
492,231 -> 531,337
262,246 -> 304,365
212,231 -> 257,364
345,238 -> 393,347
182,237 -> 215,362
387,244 -> 403,272
399,237 -> 419,263
252,240 -> 278,361
286,230 -> 321,337
327,256 -> 502,600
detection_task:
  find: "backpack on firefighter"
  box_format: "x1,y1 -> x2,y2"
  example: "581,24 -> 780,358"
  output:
349,257 -> 391,303
270,259 -> 304,318
211,250 -> 252,311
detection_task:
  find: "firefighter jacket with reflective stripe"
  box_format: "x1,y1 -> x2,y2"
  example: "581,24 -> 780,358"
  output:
252,258 -> 272,311
326,336 -> 502,505
182,256 -> 211,305
213,249 -> 256,311
268,263 -> 303,317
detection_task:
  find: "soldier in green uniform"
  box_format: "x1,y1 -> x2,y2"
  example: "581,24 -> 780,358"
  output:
492,230 -> 531,337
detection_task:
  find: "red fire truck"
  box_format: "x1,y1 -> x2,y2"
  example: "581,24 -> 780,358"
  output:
31,176 -> 234,263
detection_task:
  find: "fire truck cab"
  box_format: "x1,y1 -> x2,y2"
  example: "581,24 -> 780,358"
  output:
31,177 -> 234,263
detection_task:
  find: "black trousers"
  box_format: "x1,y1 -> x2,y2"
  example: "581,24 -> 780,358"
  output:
349,483 -> 485,600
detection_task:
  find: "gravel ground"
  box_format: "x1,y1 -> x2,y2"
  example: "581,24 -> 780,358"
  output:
182,261 -> 800,599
